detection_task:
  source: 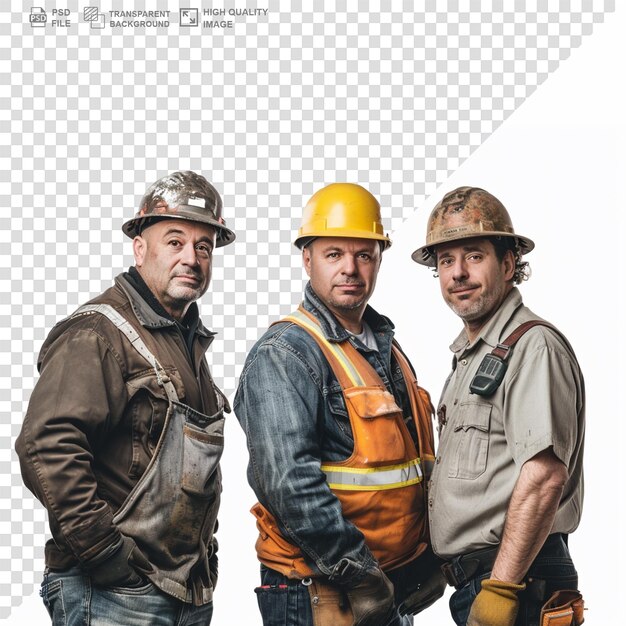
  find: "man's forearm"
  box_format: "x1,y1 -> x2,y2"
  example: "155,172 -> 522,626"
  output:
491,448 -> 567,583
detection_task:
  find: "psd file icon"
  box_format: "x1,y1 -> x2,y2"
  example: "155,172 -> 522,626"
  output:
30,7 -> 47,27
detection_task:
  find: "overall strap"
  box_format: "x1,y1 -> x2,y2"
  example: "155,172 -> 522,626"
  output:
73,304 -> 179,402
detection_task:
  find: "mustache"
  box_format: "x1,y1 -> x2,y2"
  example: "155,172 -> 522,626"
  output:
449,281 -> 479,293
173,270 -> 202,280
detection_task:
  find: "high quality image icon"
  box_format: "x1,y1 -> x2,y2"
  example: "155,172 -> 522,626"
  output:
180,8 -> 199,27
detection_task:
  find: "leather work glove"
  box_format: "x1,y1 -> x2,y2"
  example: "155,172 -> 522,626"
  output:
343,566 -> 396,626
398,567 -> 447,616
86,535 -> 152,588
467,578 -> 526,626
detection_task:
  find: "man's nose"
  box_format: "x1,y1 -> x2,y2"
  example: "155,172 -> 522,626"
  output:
452,259 -> 469,281
341,255 -> 358,275
180,242 -> 200,265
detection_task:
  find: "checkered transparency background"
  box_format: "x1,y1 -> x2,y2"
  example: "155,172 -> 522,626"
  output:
0,0 -> 614,616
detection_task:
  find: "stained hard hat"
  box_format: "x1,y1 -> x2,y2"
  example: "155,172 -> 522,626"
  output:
411,186 -> 534,266
294,183 -> 391,250
122,171 -> 236,247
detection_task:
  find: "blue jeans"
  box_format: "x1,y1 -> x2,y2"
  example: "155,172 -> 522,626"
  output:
41,567 -> 213,626
449,536 -> 578,626
255,565 -> 413,626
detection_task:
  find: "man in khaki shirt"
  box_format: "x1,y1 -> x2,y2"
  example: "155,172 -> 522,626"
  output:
412,187 -> 585,626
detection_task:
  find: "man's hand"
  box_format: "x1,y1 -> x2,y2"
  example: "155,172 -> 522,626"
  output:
343,566 -> 396,626
398,567 -> 447,616
86,535 -> 152,588
467,578 -> 525,626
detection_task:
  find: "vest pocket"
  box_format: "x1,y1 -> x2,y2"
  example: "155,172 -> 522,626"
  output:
344,386 -> 407,463
181,422 -> 224,497
448,401 -> 492,480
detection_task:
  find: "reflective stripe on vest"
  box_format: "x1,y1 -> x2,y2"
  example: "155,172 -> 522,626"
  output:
321,458 -> 423,491
283,310 -> 366,387
286,308 -> 426,492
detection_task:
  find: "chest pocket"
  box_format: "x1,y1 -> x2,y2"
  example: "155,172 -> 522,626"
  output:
448,401 -> 492,480
344,386 -> 407,464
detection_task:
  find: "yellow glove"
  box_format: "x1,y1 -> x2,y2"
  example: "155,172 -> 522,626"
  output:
467,578 -> 526,626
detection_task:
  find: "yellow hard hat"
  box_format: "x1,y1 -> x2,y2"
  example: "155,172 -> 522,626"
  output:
412,186 -> 534,266
294,183 -> 392,249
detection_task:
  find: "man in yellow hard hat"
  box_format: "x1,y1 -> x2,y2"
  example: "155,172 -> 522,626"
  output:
412,187 -> 585,626
16,171 -> 234,625
235,183 -> 445,626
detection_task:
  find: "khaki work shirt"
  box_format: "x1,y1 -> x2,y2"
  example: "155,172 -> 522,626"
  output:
429,288 -> 585,560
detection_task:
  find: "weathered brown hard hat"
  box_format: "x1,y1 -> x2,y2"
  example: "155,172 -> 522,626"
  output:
122,171 -> 236,247
411,186 -> 534,267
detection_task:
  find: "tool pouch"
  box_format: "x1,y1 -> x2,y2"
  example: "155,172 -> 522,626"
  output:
307,579 -> 353,626
540,590 -> 585,626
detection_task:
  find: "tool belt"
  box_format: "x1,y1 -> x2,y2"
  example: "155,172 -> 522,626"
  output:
441,533 -> 566,589
540,590 -> 585,625
305,578 -> 353,626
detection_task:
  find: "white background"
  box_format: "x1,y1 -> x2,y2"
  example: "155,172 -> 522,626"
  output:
5,5 -> 626,626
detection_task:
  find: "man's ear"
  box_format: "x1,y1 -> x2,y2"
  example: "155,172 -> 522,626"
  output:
302,246 -> 312,278
133,236 -> 147,267
503,249 -> 515,282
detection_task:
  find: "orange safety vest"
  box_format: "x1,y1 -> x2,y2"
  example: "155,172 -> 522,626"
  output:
252,307 -> 436,579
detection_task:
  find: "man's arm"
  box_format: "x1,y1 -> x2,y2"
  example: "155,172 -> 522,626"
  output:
234,337 -> 375,578
491,447 -> 568,583
467,447 -> 568,626
15,325 -> 142,583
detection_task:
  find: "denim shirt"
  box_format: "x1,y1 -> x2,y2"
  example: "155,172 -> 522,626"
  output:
234,283 -> 418,578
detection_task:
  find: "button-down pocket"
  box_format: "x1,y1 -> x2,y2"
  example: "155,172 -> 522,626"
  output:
448,401 -> 492,480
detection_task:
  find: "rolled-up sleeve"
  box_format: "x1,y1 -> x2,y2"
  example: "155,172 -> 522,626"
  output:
504,334 -> 583,470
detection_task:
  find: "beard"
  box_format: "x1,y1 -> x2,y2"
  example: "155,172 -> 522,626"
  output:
447,281 -> 507,323
166,272 -> 208,305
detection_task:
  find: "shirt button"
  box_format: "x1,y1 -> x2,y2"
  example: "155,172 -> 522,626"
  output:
428,499 -> 433,507
453,399 -> 458,405
461,359 -> 468,366
436,456 -> 441,464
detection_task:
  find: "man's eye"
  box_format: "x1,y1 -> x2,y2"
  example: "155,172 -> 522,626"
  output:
196,245 -> 211,255
169,240 -> 182,247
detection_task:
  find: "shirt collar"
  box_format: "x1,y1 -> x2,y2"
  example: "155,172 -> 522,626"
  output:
116,270 -> 214,339
302,282 -> 394,343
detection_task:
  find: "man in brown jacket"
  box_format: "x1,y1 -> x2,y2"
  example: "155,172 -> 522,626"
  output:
16,171 -> 235,625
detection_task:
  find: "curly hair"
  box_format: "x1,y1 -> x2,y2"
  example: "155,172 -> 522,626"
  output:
489,236 -> 531,285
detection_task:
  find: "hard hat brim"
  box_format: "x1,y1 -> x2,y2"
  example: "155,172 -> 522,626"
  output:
411,232 -> 535,267
294,230 -> 392,250
122,213 -> 236,248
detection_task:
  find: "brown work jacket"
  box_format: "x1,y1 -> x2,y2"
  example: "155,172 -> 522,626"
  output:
16,272 -> 225,580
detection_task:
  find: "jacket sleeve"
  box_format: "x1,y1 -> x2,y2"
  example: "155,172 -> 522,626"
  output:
15,326 -> 129,565
233,339 -> 375,577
